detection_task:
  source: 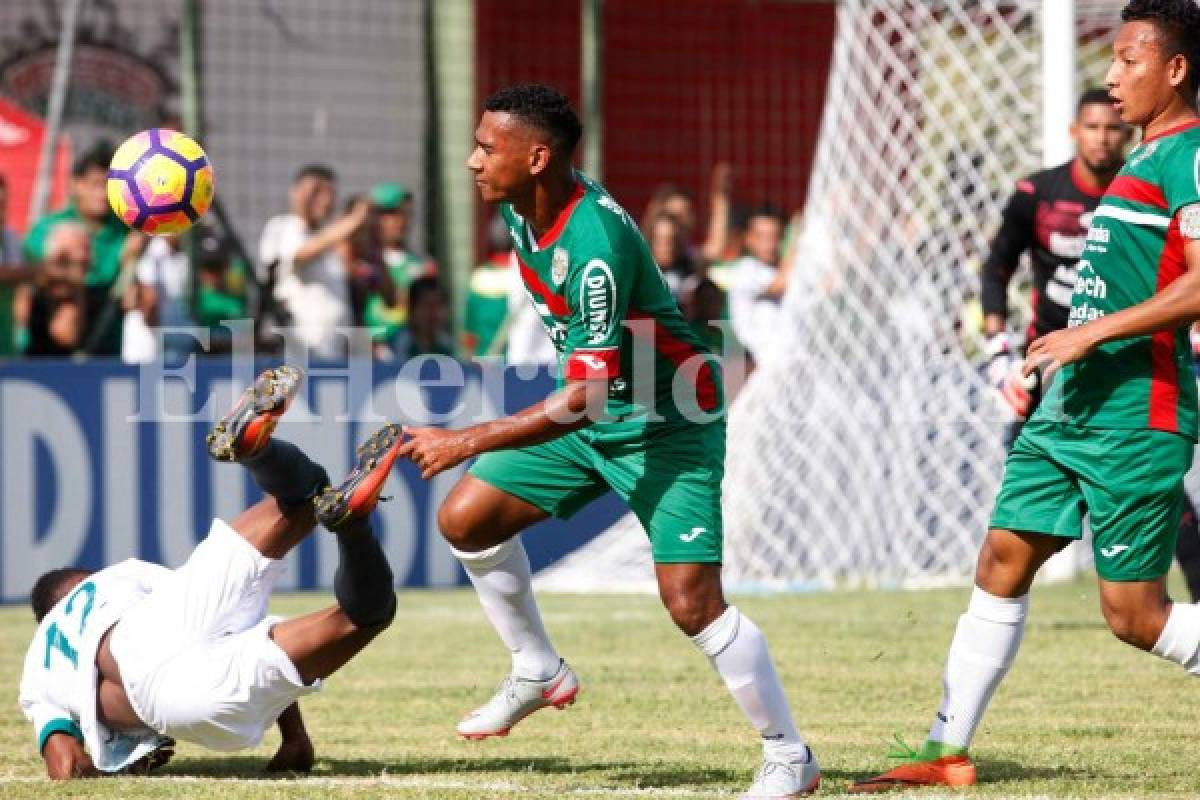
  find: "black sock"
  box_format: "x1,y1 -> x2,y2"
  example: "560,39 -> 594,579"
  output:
242,439 -> 329,511
333,519 -> 397,628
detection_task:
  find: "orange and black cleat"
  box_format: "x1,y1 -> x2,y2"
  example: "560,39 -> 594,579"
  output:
314,424 -> 404,532
206,366 -> 303,462
849,754 -> 977,793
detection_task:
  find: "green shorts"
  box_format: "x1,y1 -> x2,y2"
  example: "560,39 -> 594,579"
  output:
990,417 -> 1194,582
469,421 -> 725,563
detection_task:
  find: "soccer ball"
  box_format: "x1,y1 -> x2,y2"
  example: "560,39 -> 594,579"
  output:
107,128 -> 215,236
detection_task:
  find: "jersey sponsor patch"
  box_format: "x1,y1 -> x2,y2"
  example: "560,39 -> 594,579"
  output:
1180,203 -> 1200,240
579,258 -> 617,345
565,346 -> 619,379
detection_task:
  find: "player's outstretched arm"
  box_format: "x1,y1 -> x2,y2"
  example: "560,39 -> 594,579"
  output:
41,732 -> 99,780
399,379 -> 608,479
1026,238 -> 1200,375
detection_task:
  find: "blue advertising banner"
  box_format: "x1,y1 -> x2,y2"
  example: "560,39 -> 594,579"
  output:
0,358 -> 625,602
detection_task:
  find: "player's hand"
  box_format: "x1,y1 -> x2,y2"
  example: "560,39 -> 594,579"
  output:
982,331 -> 1017,387
119,737 -> 175,776
999,361 -> 1034,419
43,733 -> 100,780
1024,325 -> 1099,381
398,426 -> 475,479
266,736 -> 315,773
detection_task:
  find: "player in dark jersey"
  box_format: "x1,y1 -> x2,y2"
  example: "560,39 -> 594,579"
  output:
981,87 -> 1131,415
853,2 -> 1200,791
399,85 -> 819,798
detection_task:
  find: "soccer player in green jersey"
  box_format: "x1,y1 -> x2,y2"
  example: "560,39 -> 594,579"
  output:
398,85 -> 819,798
852,1 -> 1200,792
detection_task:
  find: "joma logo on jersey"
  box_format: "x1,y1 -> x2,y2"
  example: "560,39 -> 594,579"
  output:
580,259 -> 616,344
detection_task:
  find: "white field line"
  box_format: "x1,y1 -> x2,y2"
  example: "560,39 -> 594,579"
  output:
0,774 -> 735,797
0,777 -> 1108,800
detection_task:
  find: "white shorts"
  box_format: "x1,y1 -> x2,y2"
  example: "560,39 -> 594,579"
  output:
110,519 -> 320,751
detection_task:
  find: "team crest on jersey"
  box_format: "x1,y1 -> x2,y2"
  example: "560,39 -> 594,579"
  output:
551,247 -> 569,285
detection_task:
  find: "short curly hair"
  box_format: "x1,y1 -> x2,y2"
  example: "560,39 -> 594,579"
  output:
484,84 -> 583,155
30,568 -> 91,623
1122,0 -> 1200,94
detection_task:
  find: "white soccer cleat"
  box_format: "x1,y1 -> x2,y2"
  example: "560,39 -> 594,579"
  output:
456,659 -> 580,740
741,749 -> 821,799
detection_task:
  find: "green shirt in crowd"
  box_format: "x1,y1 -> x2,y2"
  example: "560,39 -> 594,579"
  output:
463,253 -> 512,356
23,204 -> 128,288
364,248 -> 435,342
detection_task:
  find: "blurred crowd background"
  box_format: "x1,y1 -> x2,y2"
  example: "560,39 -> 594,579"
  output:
0,0 -> 836,375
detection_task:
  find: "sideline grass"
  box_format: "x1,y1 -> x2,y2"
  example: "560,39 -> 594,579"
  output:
0,577 -> 1195,798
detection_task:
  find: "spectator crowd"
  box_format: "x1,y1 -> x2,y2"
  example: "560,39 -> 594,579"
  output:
1,139 -> 799,378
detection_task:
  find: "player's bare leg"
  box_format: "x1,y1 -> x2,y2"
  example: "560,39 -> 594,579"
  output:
658,563 -> 819,799
269,424 -> 404,683
209,377 -> 399,760
439,475 -> 579,739
851,528 -> 1061,793
228,496 -> 317,560
1097,577 -> 1172,651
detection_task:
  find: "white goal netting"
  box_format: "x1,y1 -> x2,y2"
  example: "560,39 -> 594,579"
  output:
536,0 -> 1126,594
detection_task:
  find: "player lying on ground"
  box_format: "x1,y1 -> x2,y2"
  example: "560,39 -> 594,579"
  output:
399,84 -> 818,800
20,366 -> 400,779
852,1 -> 1200,791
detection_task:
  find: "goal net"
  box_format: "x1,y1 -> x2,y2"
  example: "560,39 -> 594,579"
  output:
722,0 -> 1125,589
536,0 -> 1125,593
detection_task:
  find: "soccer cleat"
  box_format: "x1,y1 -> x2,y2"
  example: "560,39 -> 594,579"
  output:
207,366 -> 303,462
456,660 -> 580,740
314,423 -> 403,531
741,749 -> 821,799
849,738 -> 977,794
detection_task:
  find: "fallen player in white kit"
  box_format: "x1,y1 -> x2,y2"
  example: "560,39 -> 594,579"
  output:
19,366 -> 402,779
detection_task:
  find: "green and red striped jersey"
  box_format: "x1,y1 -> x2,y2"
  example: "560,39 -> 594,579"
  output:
1055,120 -> 1200,439
500,172 -> 724,444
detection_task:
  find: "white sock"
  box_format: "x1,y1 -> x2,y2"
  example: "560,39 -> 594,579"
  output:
927,586 -> 1028,750
453,538 -> 560,680
691,605 -> 810,764
1152,602 -> 1200,675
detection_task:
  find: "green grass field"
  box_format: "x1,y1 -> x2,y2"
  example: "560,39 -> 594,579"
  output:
0,577 -> 1196,799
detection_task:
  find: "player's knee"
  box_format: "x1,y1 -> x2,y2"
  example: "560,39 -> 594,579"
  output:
1102,602 -> 1165,651
974,531 -> 1047,594
1104,609 -> 1151,650
661,590 -> 720,637
438,496 -> 482,550
347,592 -> 397,631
